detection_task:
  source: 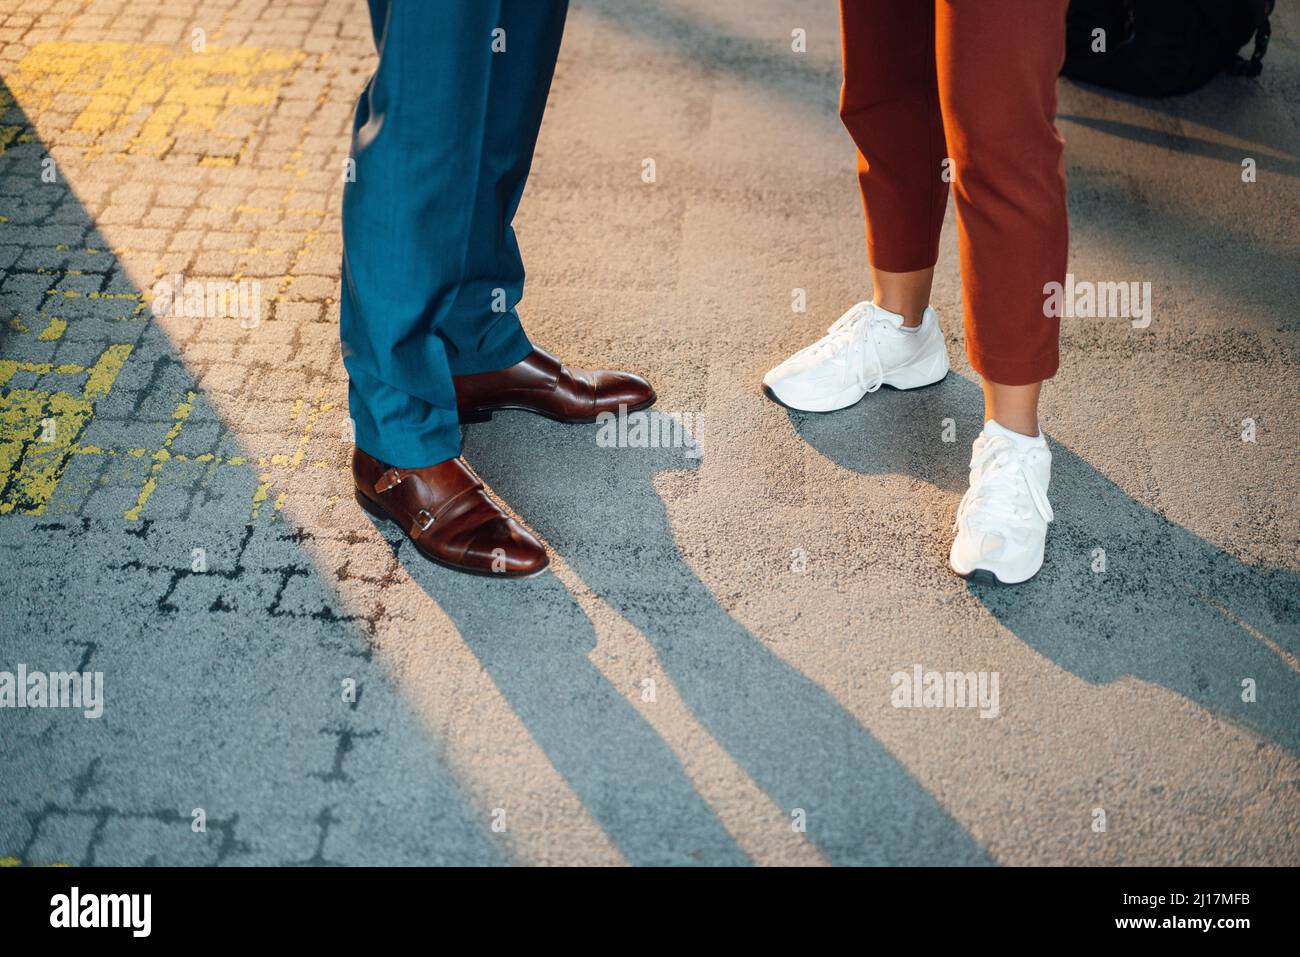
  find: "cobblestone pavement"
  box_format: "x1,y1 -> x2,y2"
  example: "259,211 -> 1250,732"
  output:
1,0 -> 1297,865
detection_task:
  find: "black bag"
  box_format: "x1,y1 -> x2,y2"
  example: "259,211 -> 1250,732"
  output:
1061,0 -> 1274,97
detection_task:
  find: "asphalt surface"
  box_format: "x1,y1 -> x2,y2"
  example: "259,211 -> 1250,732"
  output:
0,0 -> 1297,865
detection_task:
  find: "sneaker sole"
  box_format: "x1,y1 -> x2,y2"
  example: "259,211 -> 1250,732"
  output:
948,552 -> 1043,587
762,371 -> 949,413
956,567 -> 1011,586
762,347 -> 949,413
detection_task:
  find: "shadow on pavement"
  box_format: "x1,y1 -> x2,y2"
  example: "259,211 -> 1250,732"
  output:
373,411 -> 993,866
788,374 -> 1299,757
382,529 -> 750,866
1059,111 -> 1300,179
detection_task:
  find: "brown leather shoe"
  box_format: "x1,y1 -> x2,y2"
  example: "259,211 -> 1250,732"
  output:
453,346 -> 655,423
352,448 -> 548,579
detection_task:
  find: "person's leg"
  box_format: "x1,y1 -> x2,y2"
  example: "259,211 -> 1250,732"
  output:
429,0 -> 655,427
935,0 -> 1069,434
341,0 -> 644,577
439,0 -> 570,375
840,0 -> 948,327
762,0 -> 950,411
340,0 -> 553,578
938,0 -> 1069,584
341,0 -> 506,469
349,0 -> 652,443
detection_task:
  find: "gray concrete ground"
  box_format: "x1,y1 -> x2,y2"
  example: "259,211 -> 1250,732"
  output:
0,0 -> 1296,866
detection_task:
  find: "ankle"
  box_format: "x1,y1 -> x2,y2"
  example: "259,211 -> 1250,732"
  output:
871,298 -> 925,328
985,417 -> 1044,446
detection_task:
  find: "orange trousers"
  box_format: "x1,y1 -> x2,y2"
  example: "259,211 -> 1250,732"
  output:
839,0 -> 1069,385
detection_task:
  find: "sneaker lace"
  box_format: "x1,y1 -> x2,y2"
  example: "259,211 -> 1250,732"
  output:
954,438 -> 1054,531
797,302 -> 887,393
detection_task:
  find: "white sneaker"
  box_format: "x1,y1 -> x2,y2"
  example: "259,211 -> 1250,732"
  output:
762,301 -> 949,412
949,422 -> 1054,585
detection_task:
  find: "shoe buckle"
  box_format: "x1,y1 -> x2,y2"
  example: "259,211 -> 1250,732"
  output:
375,468 -> 404,493
411,509 -> 436,536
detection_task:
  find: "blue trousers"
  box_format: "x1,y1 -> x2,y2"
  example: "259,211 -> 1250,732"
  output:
341,0 -> 570,468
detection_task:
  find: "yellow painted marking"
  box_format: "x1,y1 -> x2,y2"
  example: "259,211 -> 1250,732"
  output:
123,392 -> 195,521
37,318 -> 67,342
0,858 -> 71,867
251,392 -> 334,516
249,473 -> 273,518
65,445 -> 244,470
0,344 -> 133,515
83,344 -> 132,401
1,296 -> 331,519
0,46 -> 332,516
0,390 -> 94,515
0,360 -> 50,387
0,125 -> 22,156
288,392 -> 328,470
10,41 -> 305,161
